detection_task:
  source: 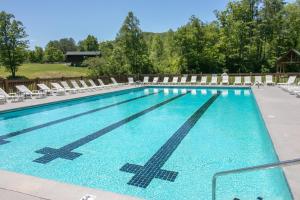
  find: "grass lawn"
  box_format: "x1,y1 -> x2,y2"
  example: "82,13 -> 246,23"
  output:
0,63 -> 89,79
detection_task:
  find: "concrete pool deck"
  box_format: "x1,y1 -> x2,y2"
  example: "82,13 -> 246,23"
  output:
252,86 -> 300,199
0,85 -> 299,199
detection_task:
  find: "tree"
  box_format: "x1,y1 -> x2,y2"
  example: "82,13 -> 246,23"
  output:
0,11 -> 28,78
58,38 -> 77,53
149,35 -> 164,72
44,42 -> 64,63
28,46 -> 44,63
27,50 -> 36,63
83,57 -> 110,76
78,35 -> 98,51
34,46 -> 44,63
281,0 -> 300,49
113,11 -> 152,74
174,16 -> 207,73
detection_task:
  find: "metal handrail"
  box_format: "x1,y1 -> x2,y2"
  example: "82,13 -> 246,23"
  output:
212,158 -> 300,200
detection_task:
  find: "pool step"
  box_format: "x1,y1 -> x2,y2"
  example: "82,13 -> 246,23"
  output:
233,197 -> 263,200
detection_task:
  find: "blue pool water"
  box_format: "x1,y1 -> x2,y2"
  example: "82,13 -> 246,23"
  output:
0,87 -> 292,200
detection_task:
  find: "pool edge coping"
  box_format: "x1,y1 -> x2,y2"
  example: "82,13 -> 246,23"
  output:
0,84 -> 250,114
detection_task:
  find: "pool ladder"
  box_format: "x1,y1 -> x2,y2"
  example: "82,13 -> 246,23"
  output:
212,158 -> 300,200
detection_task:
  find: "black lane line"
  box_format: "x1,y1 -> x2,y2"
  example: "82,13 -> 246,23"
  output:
120,92 -> 221,188
0,91 -> 161,145
33,92 -> 189,164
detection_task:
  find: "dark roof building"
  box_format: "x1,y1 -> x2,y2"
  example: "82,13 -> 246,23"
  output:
65,51 -> 100,66
277,49 -> 300,72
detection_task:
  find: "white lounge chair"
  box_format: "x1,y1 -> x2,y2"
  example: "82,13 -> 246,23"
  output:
285,81 -> 300,94
88,79 -> 103,90
161,77 -> 169,85
244,76 -> 252,85
233,76 -> 242,85
79,80 -> 96,91
265,75 -> 275,86
221,75 -> 229,85
190,76 -> 197,85
111,77 -> 123,86
278,76 -> 296,87
172,77 -> 178,85
128,77 -> 135,85
98,79 -> 112,88
49,83 -> 66,95
285,85 -> 300,94
60,81 -> 78,93
0,87 -> 24,103
97,79 -> 105,86
152,77 -> 159,84
71,80 -> 88,92
143,77 -> 149,85
254,76 -> 263,86
37,84 -> 55,96
210,75 -> 218,85
200,76 -> 207,85
0,93 -> 5,104
16,85 -> 46,99
180,76 -> 187,85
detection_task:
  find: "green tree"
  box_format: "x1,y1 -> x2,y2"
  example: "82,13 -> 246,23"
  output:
83,57 -> 110,76
0,11 -> 28,78
28,46 -> 44,63
34,46 -> 44,63
58,38 -> 77,53
78,35 -> 98,51
113,12 -> 152,74
44,42 -> 64,63
174,16 -> 207,73
27,50 -> 36,63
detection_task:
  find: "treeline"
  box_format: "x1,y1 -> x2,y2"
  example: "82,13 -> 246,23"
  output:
26,0 -> 300,74
1,0 -> 300,79
27,36 -> 99,63
84,0 -> 300,75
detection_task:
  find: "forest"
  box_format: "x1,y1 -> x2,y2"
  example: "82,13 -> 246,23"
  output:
93,0 -> 299,75
1,0 -> 300,78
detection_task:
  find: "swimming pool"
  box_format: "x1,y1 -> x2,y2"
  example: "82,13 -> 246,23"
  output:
0,87 -> 293,200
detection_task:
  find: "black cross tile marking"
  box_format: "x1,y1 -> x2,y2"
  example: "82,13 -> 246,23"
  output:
120,92 -> 220,188
33,92 -> 189,164
0,91 -> 160,145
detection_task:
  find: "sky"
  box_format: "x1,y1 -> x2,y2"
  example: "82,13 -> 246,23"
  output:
0,0 -> 296,49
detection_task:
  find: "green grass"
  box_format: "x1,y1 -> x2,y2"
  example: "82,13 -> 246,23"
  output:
0,63 -> 89,79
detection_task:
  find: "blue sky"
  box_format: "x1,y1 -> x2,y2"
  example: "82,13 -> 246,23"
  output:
1,0 -> 295,49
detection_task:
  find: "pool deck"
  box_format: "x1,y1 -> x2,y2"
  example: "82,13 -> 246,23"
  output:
252,86 -> 300,199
